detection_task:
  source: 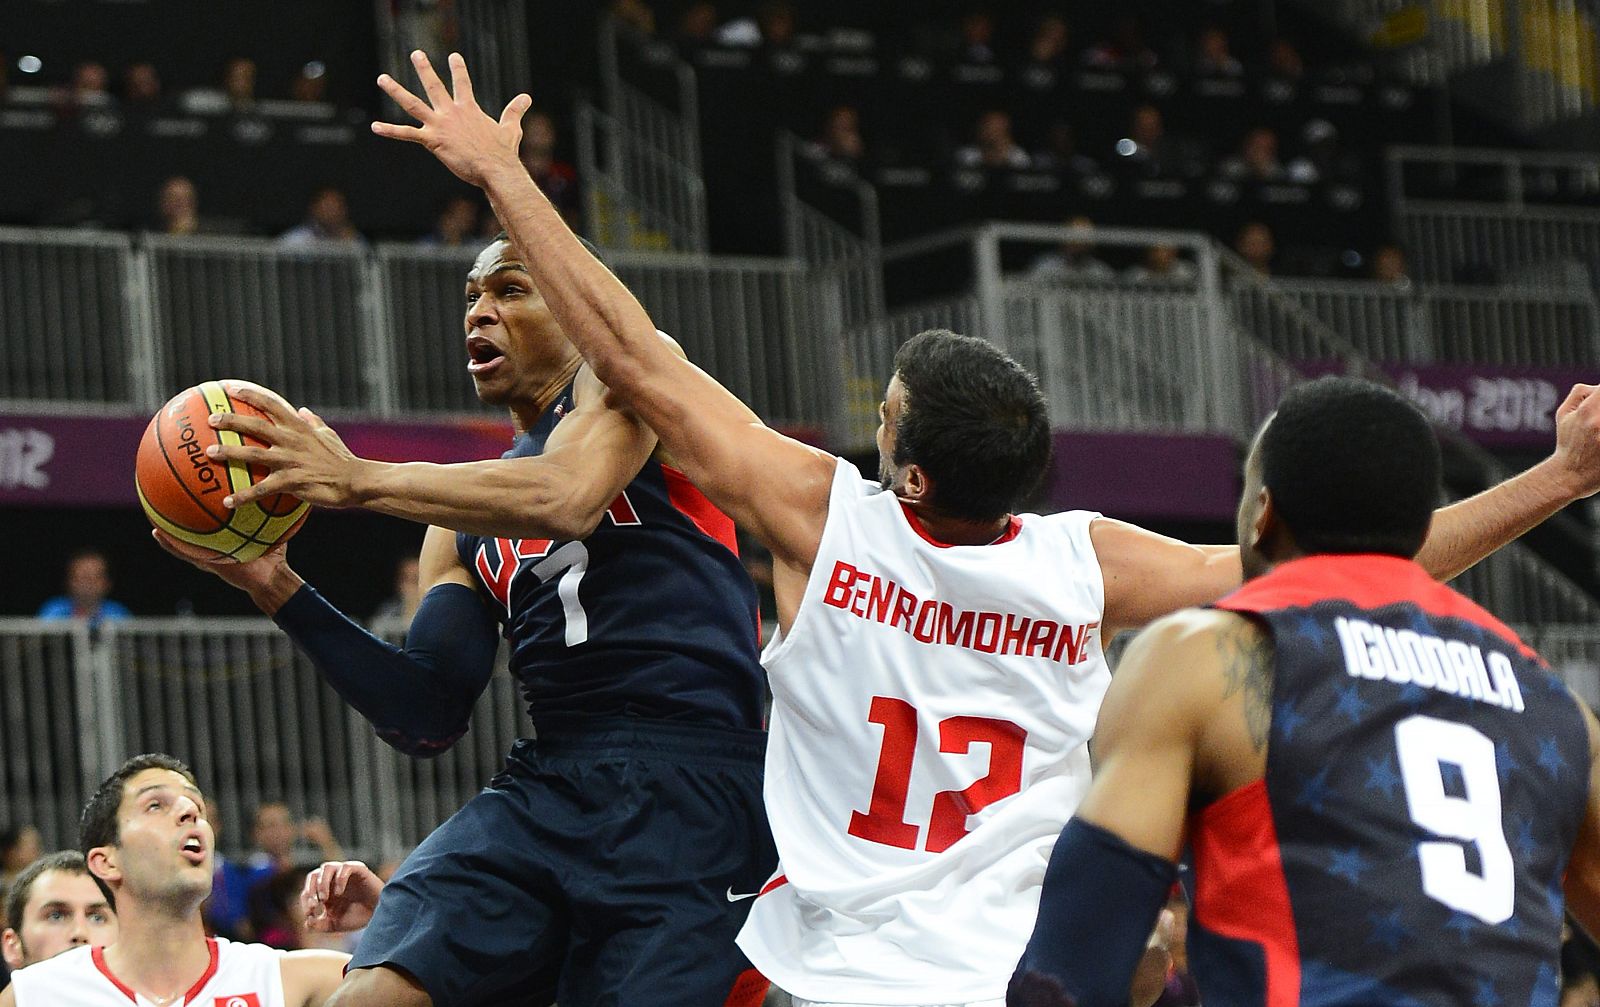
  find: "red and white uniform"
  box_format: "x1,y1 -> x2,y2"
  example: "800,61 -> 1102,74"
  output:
9,937 -> 285,1007
738,459 -> 1110,1005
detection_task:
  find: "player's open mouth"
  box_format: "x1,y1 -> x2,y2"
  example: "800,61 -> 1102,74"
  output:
466,334 -> 506,376
180,833 -> 206,865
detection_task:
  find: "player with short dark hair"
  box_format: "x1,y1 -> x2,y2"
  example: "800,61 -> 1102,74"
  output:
344,53 -> 1600,1006
1,851 -> 115,973
1010,377 -> 1600,1006
158,222 -> 773,1002
0,754 -> 346,1007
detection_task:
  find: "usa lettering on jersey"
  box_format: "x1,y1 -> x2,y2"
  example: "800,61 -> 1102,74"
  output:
474,491 -> 640,611
823,560 -> 1100,665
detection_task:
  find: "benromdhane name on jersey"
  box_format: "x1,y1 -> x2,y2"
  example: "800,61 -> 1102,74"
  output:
1334,615 -> 1525,713
823,560 -> 1099,665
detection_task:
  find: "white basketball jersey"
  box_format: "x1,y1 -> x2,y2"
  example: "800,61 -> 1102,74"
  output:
738,459 -> 1111,1005
10,937 -> 286,1007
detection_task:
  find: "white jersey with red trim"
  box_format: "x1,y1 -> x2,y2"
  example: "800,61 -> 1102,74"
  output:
9,937 -> 286,1007
737,458 -> 1109,1004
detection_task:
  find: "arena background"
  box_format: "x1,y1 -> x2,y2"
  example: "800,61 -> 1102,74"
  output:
0,0 -> 1597,975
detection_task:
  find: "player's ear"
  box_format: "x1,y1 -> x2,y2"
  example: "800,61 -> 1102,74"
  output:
87,845 -> 122,888
1,928 -> 24,970
901,464 -> 931,503
1250,487 -> 1277,553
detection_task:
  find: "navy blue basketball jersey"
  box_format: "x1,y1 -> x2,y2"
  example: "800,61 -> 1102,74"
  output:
1188,554 -> 1590,1007
456,382 -> 765,730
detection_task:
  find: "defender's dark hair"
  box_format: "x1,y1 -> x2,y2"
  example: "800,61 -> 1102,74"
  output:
891,329 -> 1052,523
1260,376 -> 1440,558
488,230 -> 607,267
79,754 -> 199,908
5,850 -> 97,931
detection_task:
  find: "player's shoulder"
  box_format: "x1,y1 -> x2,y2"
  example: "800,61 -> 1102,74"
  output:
1118,608 -> 1265,700
7,944 -> 96,993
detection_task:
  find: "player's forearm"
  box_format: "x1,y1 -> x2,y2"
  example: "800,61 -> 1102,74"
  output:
480,162 -> 665,394
247,563 -> 308,617
352,458 -> 594,540
1416,457 -> 1585,582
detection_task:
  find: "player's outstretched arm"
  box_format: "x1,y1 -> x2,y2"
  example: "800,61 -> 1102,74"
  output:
1564,699 -> 1600,940
1011,610 -> 1248,1007
1413,381 -> 1600,580
212,367 -> 660,541
280,947 -> 353,1007
371,51 -> 835,570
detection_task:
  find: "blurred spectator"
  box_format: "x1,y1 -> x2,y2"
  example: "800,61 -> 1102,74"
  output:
1194,26 -> 1243,77
1268,38 -> 1306,81
1031,119 -> 1098,176
611,0 -> 657,36
289,62 -> 328,104
419,196 -> 480,248
1125,244 -> 1197,285
757,1 -> 798,50
521,111 -> 581,227
956,8 -> 998,64
1025,12 -> 1072,70
1234,221 -> 1276,275
54,61 -> 111,117
1115,104 -> 1201,179
155,175 -> 199,235
222,57 -> 257,110
121,62 -> 162,110
37,550 -> 131,629
1084,16 -> 1158,71
809,105 -> 866,166
1027,216 -> 1115,282
280,186 -> 363,245
956,109 -> 1030,170
1372,243 -> 1411,287
1219,127 -> 1286,183
1286,119 -> 1362,185
1152,892 -> 1200,1006
211,802 -> 345,941
372,554 -> 424,623
1,850 -> 117,972
0,827 -> 42,894
676,2 -> 720,51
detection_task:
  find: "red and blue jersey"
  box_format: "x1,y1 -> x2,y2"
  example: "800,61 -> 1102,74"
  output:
1193,554 -> 1590,1007
456,382 -> 765,731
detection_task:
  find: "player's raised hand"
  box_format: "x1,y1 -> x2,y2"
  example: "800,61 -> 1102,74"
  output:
300,860 -> 384,933
371,51 -> 533,189
207,383 -> 370,510
1552,382 -> 1600,498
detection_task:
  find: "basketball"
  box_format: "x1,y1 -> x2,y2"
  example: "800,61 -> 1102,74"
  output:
135,380 -> 310,562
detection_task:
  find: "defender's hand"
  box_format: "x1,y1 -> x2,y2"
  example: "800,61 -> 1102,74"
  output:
371,51 -> 532,190
1552,382 -> 1600,499
301,860 -> 384,933
207,384 -> 369,510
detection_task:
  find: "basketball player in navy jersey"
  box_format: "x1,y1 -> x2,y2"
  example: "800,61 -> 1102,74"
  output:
154,234 -> 774,1002
1010,378 -> 1600,1007
227,51 -> 1600,1005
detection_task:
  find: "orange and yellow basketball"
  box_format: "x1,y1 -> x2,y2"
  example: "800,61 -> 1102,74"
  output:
135,380 -> 309,562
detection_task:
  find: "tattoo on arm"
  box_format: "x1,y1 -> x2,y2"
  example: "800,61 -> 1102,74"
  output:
1217,618 -> 1275,751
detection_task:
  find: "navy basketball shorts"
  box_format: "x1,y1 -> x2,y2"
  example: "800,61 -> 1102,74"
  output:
349,717 -> 776,1007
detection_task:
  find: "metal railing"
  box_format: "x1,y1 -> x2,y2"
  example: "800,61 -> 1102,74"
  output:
1273,276 -> 1600,364
1388,146 -> 1600,289
0,616 -> 526,859
579,17 -> 710,253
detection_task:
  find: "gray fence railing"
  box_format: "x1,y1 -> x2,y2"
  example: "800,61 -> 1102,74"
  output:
0,616 -> 525,859
1273,276 -> 1600,364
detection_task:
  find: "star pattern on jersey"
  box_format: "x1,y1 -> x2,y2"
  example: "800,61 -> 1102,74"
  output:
1275,700 -> 1308,742
1471,976 -> 1501,1007
1366,908 -> 1411,952
1296,766 -> 1334,814
1512,817 -> 1539,861
1444,911 -> 1477,943
1397,681 -> 1430,709
1496,913 -> 1524,939
1533,962 -> 1561,1007
1333,682 -> 1369,723
1284,609 -> 1336,653
1546,877 -> 1566,917
1327,847 -> 1369,885
1537,737 -> 1568,778
1364,754 -> 1401,799
1494,739 -> 1521,789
